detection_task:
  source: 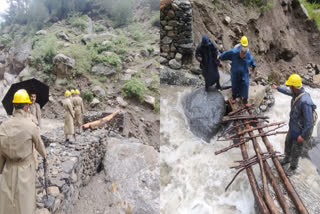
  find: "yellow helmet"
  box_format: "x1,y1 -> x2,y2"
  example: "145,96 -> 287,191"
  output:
240,36 -> 248,47
285,74 -> 302,87
65,90 -> 71,97
75,89 -> 80,94
12,89 -> 32,104
70,89 -> 75,94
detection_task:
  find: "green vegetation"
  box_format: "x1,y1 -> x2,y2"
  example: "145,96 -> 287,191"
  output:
154,100 -> 160,113
243,0 -> 273,11
0,36 -> 12,48
82,89 -> 94,103
62,43 -> 92,76
300,0 -> 320,27
70,15 -> 88,31
94,23 -> 106,32
122,78 -> 146,101
151,12 -> 160,27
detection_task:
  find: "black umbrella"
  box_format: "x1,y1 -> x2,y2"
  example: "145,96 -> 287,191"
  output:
2,78 -> 49,115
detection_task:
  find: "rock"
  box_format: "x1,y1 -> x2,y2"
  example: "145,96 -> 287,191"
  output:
36,30 -> 47,35
224,16 -> 231,25
160,66 -> 202,86
175,53 -> 183,61
48,186 -> 60,197
160,57 -> 168,64
8,39 -> 32,74
313,74 -> 320,85
64,43 -> 70,47
116,97 -> 128,107
168,59 -> 181,69
91,63 -> 116,76
260,105 -> 267,112
124,69 -> 137,75
102,51 -> 114,56
62,160 -> 75,173
191,67 -> 202,75
315,64 -> 320,75
17,65 -> 32,81
121,73 -> 132,81
248,85 -> 266,106
125,56 -> 134,63
83,34 -> 93,41
91,85 -> 106,97
183,88 -> 226,142
300,3 -> 309,18
43,195 -> 55,210
90,98 -> 100,108
103,137 -> 159,214
53,54 -> 75,79
0,63 -> 5,79
57,31 -> 70,41
144,95 -> 155,108
140,50 -> 149,58
162,36 -> 173,44
102,40 -> 111,45
35,208 -> 50,214
303,74 -> 311,81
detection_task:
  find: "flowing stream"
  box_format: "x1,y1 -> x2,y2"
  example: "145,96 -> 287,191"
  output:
160,85 -> 320,214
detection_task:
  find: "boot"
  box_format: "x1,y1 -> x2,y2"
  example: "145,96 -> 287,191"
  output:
280,157 -> 290,166
285,166 -> 297,176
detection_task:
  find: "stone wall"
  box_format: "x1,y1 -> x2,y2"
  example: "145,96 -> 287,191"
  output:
160,0 -> 194,69
35,114 -> 124,214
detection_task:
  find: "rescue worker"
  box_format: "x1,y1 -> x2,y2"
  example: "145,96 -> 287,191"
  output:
29,92 -> 41,127
0,89 -> 46,214
63,90 -> 75,142
195,35 -> 221,91
218,36 -> 256,106
272,74 -> 317,176
29,92 -> 42,169
72,89 -> 85,134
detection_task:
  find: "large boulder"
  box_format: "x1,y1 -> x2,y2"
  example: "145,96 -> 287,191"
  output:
91,85 -> 106,97
91,63 -> 116,76
53,54 -> 75,79
183,88 -> 226,142
103,137 -> 160,214
8,39 -> 32,74
160,66 -> 202,86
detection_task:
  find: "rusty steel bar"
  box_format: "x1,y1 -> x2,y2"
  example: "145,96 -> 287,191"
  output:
229,100 -> 270,214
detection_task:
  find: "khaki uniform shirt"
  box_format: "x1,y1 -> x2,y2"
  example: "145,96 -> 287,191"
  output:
0,109 -> 46,214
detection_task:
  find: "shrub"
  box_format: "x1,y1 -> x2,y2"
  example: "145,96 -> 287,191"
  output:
39,73 -> 55,86
94,24 -> 106,32
32,34 -> 57,64
71,16 -> 88,31
122,78 -> 146,101
113,0 -> 133,27
82,89 -> 94,103
0,36 -> 12,48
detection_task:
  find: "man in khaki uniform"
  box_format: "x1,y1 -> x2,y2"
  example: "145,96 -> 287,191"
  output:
0,89 -> 46,214
72,89 -> 85,134
29,93 -> 41,128
64,90 -> 75,142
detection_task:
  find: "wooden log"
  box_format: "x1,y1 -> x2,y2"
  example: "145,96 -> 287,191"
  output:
222,115 -> 269,122
83,109 -> 120,130
245,121 -> 280,214
247,109 -> 309,214
229,100 -> 270,214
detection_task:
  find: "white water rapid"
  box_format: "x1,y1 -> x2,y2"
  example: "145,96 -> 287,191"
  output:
160,85 -> 320,214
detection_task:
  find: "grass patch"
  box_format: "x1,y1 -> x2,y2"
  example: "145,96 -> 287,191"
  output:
300,0 -> 320,27
122,77 -> 146,101
243,0 -> 273,11
32,34 -> 57,64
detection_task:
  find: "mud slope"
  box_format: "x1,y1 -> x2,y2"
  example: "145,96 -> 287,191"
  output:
192,0 -> 320,81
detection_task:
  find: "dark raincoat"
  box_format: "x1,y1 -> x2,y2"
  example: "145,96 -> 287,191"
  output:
219,46 -> 256,102
195,35 -> 220,89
